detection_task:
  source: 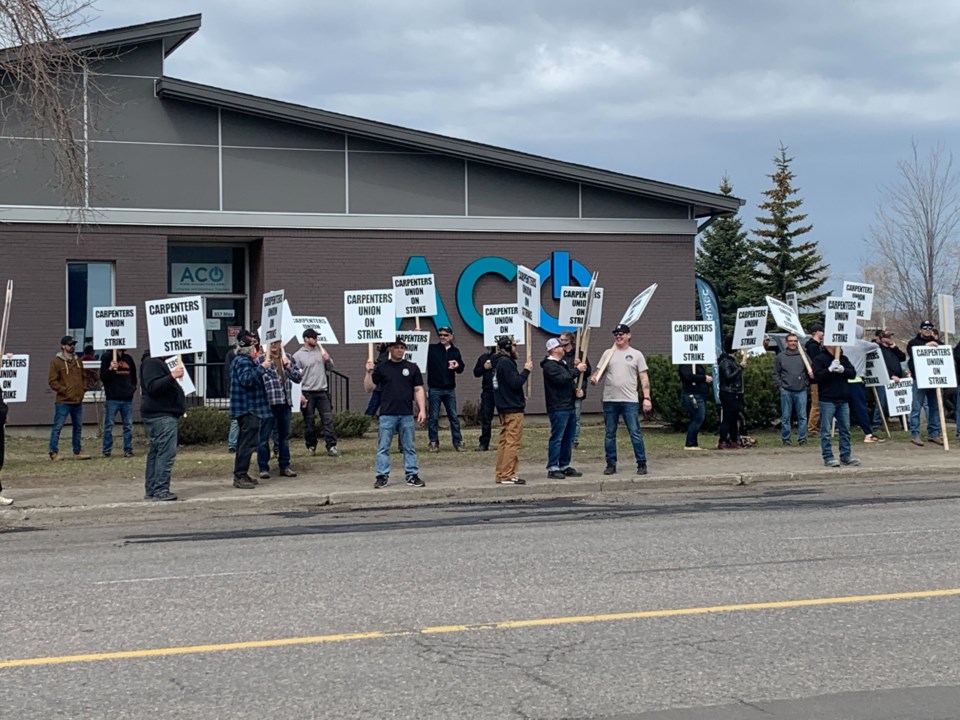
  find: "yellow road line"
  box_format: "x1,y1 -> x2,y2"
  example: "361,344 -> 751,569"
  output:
3,587 -> 959,670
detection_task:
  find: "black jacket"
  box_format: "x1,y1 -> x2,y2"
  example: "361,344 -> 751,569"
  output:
717,354 -> 744,395
812,348 -> 856,402
563,348 -> 592,397
140,354 -> 186,418
907,333 -> 941,376
492,354 -> 529,414
99,351 -> 138,401
679,363 -> 711,396
805,336 -> 822,360
877,342 -> 906,379
540,356 -> 578,412
473,351 -> 495,391
426,343 -> 465,389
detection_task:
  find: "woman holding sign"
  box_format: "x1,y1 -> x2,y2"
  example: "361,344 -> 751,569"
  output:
717,336 -> 746,450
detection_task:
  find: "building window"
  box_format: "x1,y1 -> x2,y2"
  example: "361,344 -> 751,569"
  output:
67,262 -> 115,348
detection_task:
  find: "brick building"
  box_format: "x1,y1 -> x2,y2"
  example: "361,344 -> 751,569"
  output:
0,14 -> 742,425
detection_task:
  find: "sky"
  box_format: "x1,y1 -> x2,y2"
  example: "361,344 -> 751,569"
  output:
84,0 -> 960,289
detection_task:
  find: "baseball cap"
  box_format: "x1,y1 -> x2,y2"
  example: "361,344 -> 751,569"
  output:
545,338 -> 562,351
809,323 -> 824,333
612,323 -> 630,335
236,329 -> 259,348
60,335 -> 76,345
497,336 -> 514,350
388,337 -> 407,348
920,320 -> 936,330
302,328 -> 318,339
437,326 -> 453,335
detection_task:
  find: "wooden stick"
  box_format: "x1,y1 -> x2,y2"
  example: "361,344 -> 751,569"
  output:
936,388 -> 950,451
872,386 -> 891,439
0,280 -> 12,360
415,316 -> 421,331
368,342 -> 374,363
902,415 -> 908,432
577,327 -> 592,392
796,342 -> 813,375
592,342 -> 618,383
525,323 -> 533,399
112,348 -> 117,364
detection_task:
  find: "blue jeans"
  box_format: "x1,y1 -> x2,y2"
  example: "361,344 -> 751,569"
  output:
376,415 -> 419,477
603,401 -> 647,466
779,389 -> 808,443
681,392 -> 707,447
546,408 -> 576,470
49,402 -> 83,455
847,382 -> 872,436
103,399 -> 133,455
819,401 -> 851,462
909,386 -> 941,439
228,418 -> 239,450
427,387 -> 463,447
258,405 -> 292,471
144,415 -> 178,496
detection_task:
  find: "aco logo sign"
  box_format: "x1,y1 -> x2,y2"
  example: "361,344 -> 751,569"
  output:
171,263 -> 232,293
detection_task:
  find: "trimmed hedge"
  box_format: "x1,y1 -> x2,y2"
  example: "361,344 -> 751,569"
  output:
290,411 -> 373,439
178,406 -> 231,445
647,353 -> 780,431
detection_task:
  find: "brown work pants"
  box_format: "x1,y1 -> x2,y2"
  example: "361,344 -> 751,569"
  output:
495,412 -> 524,481
808,384 -> 820,434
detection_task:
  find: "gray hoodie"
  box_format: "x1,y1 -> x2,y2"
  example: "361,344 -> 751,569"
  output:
772,349 -> 809,392
843,325 -> 877,377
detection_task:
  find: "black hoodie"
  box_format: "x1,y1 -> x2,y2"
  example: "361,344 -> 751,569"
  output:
473,351 -> 495,391
426,342 -> 464,389
492,353 -> 529,414
812,348 -> 856,401
140,351 -> 186,419
540,355 -> 579,412
99,351 -> 138,401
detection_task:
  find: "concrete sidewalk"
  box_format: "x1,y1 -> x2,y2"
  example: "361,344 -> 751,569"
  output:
2,441 -> 958,527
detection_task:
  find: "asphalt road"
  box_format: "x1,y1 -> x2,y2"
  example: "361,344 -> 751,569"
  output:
3,479 -> 960,719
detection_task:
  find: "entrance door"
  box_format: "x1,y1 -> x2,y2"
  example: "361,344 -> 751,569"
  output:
205,297 -> 246,399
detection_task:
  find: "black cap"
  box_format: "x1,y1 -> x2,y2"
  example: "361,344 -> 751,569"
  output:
389,337 -> 407,348
809,323 -> 824,333
437,326 -> 453,335
236,329 -> 259,348
60,335 -> 76,345
302,328 -> 318,339
920,320 -> 935,330
612,323 -> 630,335
496,336 -> 514,350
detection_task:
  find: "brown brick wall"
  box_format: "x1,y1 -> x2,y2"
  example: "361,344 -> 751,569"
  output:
0,225 -> 695,423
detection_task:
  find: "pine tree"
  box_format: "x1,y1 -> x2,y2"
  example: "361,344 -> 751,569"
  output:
695,176 -> 755,336
752,145 -> 829,325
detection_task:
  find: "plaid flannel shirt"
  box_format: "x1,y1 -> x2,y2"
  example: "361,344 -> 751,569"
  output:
262,356 -> 303,407
229,354 -> 271,419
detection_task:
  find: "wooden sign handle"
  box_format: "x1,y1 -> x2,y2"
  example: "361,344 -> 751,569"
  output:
368,342 -> 374,363
872,386 -> 891,439
525,324 -> 533,399
936,388 -> 950,451
592,342 -> 618,383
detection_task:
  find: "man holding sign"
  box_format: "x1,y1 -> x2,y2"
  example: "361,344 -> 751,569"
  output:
293,328 -> 340,458
140,350 -> 186,501
426,327 -> 465,453
99,349 -> 138,458
906,321 -> 944,446
812,344 -> 861,468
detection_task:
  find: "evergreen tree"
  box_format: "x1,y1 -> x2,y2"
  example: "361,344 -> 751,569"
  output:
752,145 -> 829,325
695,176 -> 755,336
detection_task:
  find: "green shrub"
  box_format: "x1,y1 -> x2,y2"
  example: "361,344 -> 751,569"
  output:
459,399 -> 481,428
178,406 -> 231,445
290,412 -> 305,439
333,411 -> 372,438
742,353 -> 779,429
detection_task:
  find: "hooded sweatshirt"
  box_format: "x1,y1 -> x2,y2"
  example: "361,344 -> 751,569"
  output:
99,351 -> 138,402
140,351 -> 186,419
540,354 -> 578,412
492,353 -> 529,414
772,348 -> 808,391
48,351 -> 85,403
813,347 -> 856,401
843,325 -> 878,377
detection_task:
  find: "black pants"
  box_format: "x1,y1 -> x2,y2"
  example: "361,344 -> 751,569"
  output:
478,388 -> 495,449
719,392 -> 743,445
0,422 -> 4,492
234,413 -> 261,479
302,390 -> 337,450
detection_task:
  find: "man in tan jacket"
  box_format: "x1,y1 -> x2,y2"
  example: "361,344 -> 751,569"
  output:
47,335 -> 90,461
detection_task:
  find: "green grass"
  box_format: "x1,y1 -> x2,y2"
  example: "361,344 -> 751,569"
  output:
2,414 -> 930,487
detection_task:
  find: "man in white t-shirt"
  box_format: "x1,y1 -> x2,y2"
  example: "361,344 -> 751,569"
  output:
590,323 -> 651,475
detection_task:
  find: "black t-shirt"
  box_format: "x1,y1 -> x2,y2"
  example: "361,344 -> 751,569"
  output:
372,359 -> 423,416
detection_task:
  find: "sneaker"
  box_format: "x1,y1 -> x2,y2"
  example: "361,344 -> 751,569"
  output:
327,446 -> 341,457
307,446 -> 317,456
48,452 -> 59,461
911,437 -> 925,447
0,495 -> 13,506
454,443 -> 466,452
153,490 -> 178,501
248,474 -> 259,486
123,451 -> 134,458
374,474 -> 389,489
233,477 -> 256,489
824,458 -> 841,467
428,443 -> 439,453
864,435 -> 883,443
547,470 -> 566,480
279,468 -> 297,477
841,457 -> 861,466
717,441 -> 729,450
474,445 -> 489,452
603,465 -> 617,475
636,464 -> 648,476
563,467 -> 583,477
684,446 -> 702,451
73,453 -> 91,461
259,471 -> 270,480
929,436 -> 944,446
405,474 -> 425,487
782,439 -> 792,447
497,477 -> 526,485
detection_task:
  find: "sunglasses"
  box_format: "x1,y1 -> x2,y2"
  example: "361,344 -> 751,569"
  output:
438,333 -> 451,337
613,332 -> 627,337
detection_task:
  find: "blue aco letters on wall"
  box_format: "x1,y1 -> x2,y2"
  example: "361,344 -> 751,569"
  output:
397,252 -> 593,336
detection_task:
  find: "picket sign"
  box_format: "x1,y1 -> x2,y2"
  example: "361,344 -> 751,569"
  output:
841,281 -> 875,321
516,265 -> 540,396
482,304 -> 524,347
864,348 -> 891,438
911,345 -> 957,452
396,331 -> 430,372
0,280 -> 12,365
343,289 -> 396,362
732,306 -> 768,351
884,379 -> 913,418
164,356 -> 196,396
260,290 -> 285,345
938,293 -> 956,340
145,296 -> 205,359
92,306 -> 137,360
670,322 -> 717,365
393,274 -> 437,331
0,354 -> 29,403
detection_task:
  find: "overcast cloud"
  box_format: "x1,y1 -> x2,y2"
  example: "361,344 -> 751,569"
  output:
88,0 -> 960,286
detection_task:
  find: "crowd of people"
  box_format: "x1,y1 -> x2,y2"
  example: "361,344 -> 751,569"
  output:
0,317 -> 954,507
